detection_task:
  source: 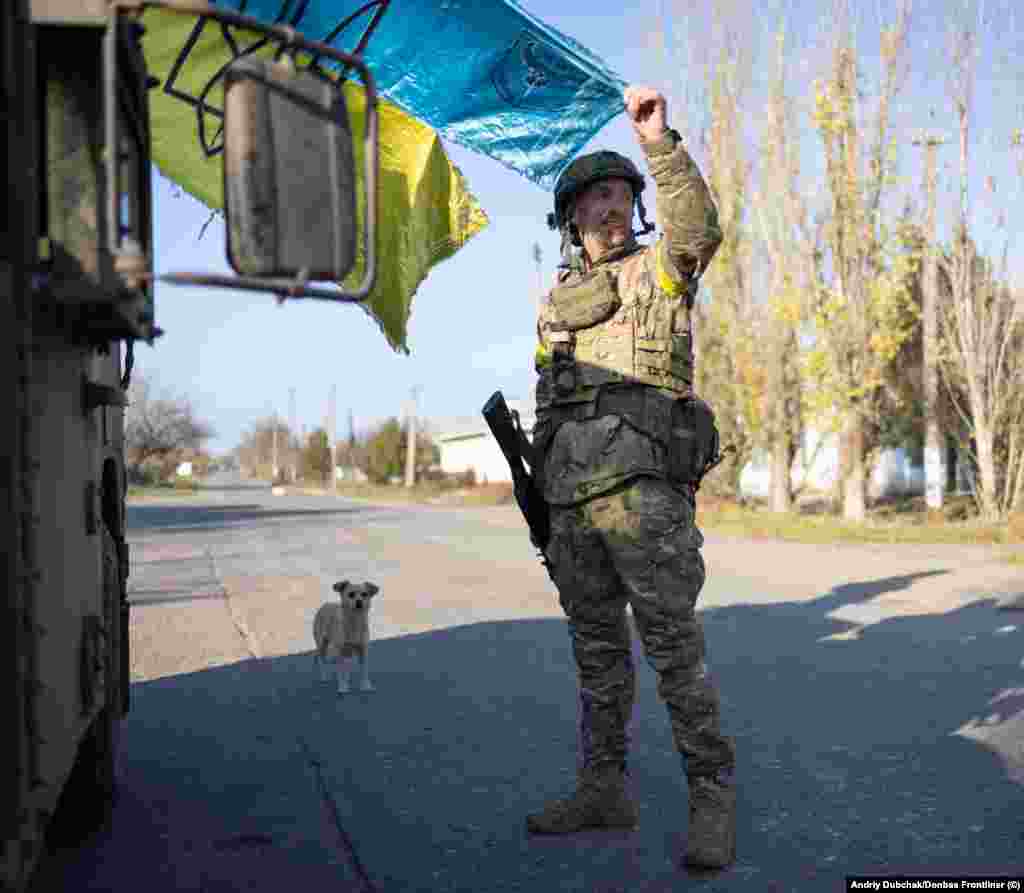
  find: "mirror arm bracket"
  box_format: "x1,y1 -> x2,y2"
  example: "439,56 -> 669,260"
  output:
113,0 -> 380,304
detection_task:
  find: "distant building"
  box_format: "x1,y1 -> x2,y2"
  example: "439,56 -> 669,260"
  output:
435,398 -> 536,483
738,428 -> 973,501
436,402 -> 972,501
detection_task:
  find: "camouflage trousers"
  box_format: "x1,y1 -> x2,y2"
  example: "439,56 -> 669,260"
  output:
545,476 -> 735,778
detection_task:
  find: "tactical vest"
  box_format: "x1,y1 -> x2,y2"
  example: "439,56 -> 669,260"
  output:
540,245 -> 695,446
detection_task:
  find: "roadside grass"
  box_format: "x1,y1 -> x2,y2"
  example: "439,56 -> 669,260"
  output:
697,493 -> 1024,553
323,483 -> 1021,551
127,481 -> 201,499
293,480 -> 516,507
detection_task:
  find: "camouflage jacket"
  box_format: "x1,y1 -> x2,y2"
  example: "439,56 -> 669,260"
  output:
533,129 -> 722,507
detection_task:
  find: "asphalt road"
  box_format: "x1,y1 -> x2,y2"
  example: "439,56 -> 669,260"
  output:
33,474 -> 1024,891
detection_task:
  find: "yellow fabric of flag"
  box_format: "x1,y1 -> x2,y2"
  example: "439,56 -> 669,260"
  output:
141,9 -> 488,353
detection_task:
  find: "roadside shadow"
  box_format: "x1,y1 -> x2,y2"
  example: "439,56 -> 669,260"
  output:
32,585 -> 1024,893
126,502 -> 376,534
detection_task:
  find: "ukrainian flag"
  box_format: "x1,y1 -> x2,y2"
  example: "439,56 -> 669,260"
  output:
142,8 -> 489,353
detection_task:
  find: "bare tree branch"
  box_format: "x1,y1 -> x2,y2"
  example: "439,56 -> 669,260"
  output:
125,373 -> 216,477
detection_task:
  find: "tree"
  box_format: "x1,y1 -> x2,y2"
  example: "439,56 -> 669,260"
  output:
807,3 -> 917,520
334,438 -> 366,475
302,428 -> 333,485
236,416 -> 293,482
934,13 -> 1024,520
695,42 -> 761,500
125,372 -> 215,479
751,26 -> 817,512
401,424 -> 440,478
662,5 -> 811,508
362,418 -> 404,483
937,234 -> 1024,519
359,417 -> 439,484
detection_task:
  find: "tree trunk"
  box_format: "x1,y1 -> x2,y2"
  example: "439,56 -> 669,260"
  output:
831,430 -> 846,513
766,317 -> 792,513
769,419 -> 792,513
842,414 -> 867,521
974,419 -> 1000,521
919,135 -> 944,510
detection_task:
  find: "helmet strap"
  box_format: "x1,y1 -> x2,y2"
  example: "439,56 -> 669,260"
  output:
633,193 -> 655,238
558,226 -> 576,270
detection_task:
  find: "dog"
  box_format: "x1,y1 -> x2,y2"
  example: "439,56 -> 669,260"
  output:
313,580 -> 379,694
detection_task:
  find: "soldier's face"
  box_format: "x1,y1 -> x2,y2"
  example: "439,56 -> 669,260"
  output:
573,178 -> 634,254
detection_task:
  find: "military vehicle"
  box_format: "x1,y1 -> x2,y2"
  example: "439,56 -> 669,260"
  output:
2,2 -> 376,889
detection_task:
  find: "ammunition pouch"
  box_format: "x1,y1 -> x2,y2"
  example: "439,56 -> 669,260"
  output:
547,269 -> 622,399
548,269 -> 621,330
669,395 -> 721,490
548,330 -> 577,398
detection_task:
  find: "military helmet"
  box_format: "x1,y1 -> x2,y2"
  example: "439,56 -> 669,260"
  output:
548,151 -> 646,232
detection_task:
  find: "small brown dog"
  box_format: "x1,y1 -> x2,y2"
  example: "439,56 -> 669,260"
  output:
313,580 -> 379,694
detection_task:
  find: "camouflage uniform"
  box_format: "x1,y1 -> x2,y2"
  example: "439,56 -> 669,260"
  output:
532,129 -> 735,792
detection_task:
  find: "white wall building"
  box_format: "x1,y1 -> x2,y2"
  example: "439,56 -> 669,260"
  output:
437,404 -> 947,501
738,428 -> 927,501
436,398 -> 536,484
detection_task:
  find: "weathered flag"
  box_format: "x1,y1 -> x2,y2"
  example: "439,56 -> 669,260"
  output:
194,0 -> 627,188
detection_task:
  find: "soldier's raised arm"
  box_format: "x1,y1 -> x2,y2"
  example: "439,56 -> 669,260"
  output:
625,86 -> 722,285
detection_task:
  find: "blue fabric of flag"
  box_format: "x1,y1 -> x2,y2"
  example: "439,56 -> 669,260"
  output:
213,0 -> 626,188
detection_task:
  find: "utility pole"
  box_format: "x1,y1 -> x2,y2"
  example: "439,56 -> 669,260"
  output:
327,384 -> 337,491
271,410 -> 279,482
404,385 -> 421,488
288,387 -> 297,483
912,130 -> 947,512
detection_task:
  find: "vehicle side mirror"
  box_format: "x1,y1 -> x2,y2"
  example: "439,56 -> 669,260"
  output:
153,3 -> 379,302
223,57 -> 356,281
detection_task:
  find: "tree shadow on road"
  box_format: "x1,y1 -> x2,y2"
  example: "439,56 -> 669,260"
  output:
34,576 -> 1024,893
805,568 -> 951,614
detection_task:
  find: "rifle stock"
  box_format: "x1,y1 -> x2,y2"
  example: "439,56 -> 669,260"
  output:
481,391 -> 551,554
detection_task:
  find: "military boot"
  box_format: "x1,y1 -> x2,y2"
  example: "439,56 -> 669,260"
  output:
526,765 -> 638,834
685,768 -> 736,869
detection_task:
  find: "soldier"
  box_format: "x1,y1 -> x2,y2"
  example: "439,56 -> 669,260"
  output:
526,85 -> 737,869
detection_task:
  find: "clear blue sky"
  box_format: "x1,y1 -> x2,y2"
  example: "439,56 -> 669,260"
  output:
144,0 -> 1022,455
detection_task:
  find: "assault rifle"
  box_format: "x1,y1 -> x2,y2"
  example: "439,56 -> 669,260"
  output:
481,391 -> 551,566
